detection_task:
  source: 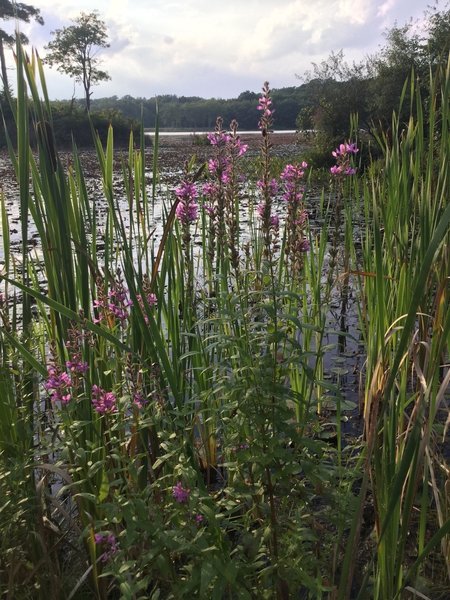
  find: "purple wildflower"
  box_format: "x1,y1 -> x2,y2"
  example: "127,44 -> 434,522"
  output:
280,163 -> 307,204
175,180 -> 199,225
172,481 -> 190,503
207,130 -> 231,147
94,532 -> 118,562
91,385 -> 117,414
107,280 -> 132,323
270,214 -> 280,229
330,165 -> 342,175
132,392 -> 146,409
297,239 -> 311,252
44,366 -> 72,405
66,357 -> 88,374
257,178 -> 279,197
257,93 -> 273,122
94,274 -> 132,325
137,292 -> 157,324
330,141 -> 359,177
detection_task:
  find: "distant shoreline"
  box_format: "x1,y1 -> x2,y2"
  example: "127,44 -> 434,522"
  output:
144,129 -> 297,136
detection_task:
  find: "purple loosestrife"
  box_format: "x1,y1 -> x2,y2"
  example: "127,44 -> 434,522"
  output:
330,142 -> 359,177
172,481 -> 190,503
136,292 -> 157,324
175,168 -> 199,297
280,162 -> 310,278
65,322 -> 89,385
225,119 -> 248,272
94,533 -> 118,562
256,82 -> 278,258
44,366 -> 72,405
203,116 -> 249,270
175,179 -> 199,225
91,385 -> 117,414
94,272 -> 132,328
124,353 -> 149,411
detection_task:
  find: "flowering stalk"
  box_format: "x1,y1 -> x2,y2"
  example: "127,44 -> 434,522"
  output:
280,162 -> 310,279
203,117 -> 248,275
44,364 -> 72,405
175,165 -> 199,318
204,117 -> 228,264
330,142 -> 358,177
175,166 -> 199,266
65,319 -> 89,394
256,82 -> 278,259
94,532 -> 118,562
91,384 -> 117,414
225,119 -> 248,274
94,271 -> 133,331
327,141 -> 359,333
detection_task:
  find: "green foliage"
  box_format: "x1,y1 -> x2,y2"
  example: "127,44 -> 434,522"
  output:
300,2 -> 450,162
45,11 -> 110,112
0,0 -> 43,92
51,104 -> 138,147
85,85 -> 309,131
0,41 -> 449,600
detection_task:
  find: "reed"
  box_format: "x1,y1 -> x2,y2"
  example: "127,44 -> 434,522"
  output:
341,60 -> 450,599
0,41 -> 448,599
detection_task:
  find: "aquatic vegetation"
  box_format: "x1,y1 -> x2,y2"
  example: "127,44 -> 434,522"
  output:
0,43 -> 448,599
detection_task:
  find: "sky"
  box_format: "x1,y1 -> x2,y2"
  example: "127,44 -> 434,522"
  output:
3,0 -> 437,100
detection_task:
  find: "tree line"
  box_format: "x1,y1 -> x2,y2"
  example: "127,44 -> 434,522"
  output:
1,1 -> 449,149
74,1 -> 450,145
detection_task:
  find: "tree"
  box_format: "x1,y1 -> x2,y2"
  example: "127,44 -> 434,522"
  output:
45,11 -> 110,112
425,1 -> 450,68
298,50 -> 371,145
0,0 -> 44,92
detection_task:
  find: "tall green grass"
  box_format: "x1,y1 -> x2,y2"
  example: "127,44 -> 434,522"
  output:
342,61 -> 450,599
0,42 -> 448,599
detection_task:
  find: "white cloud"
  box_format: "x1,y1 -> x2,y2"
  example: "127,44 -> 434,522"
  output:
3,0 -> 431,99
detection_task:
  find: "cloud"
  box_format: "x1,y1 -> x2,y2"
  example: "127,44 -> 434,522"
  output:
377,0 -> 396,18
3,0 -> 432,100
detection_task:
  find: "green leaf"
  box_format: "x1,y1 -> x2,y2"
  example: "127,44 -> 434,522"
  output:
98,469 -> 110,503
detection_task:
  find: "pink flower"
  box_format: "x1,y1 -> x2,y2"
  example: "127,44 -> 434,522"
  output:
172,481 -> 190,503
297,239 -> 310,252
175,180 -> 199,224
202,181 -> 218,197
207,131 -> 231,146
257,178 -> 278,196
66,359 -> 88,374
94,532 -> 118,562
330,141 -> 359,176
92,385 -> 117,414
270,214 -> 279,229
257,82 -> 274,131
236,140 -> 249,156
280,163 -> 307,203
44,366 -> 72,405
132,392 -> 146,409
257,96 -> 273,116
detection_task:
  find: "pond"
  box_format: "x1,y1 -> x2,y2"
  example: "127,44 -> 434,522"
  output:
0,131 -> 364,435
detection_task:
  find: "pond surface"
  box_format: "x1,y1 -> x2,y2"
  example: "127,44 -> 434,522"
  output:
0,132 -> 364,434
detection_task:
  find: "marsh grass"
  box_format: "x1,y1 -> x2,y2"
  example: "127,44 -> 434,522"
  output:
0,43 -> 448,599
